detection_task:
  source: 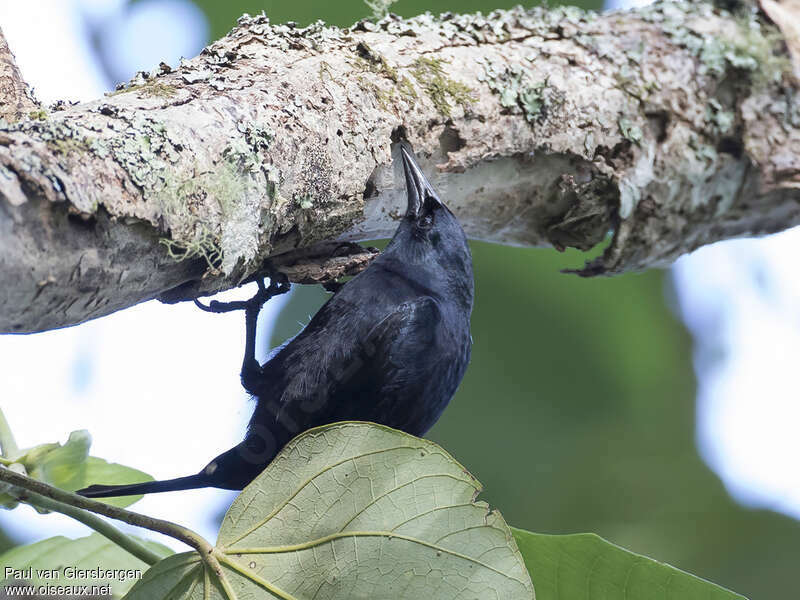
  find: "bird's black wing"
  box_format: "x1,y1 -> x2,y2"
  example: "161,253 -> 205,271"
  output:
307,295 -> 458,436
338,295 -> 467,435
246,293 -> 463,457
356,296 -> 443,398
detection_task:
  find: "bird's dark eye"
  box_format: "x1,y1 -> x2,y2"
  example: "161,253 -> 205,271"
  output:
419,212 -> 434,229
416,196 -> 438,230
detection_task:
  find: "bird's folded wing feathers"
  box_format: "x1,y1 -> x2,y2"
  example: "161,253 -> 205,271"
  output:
355,296 -> 443,391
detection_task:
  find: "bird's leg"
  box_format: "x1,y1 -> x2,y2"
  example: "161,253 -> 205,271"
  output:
240,277 -> 284,393
193,270 -> 291,315
239,281 -> 266,393
195,270 -> 291,394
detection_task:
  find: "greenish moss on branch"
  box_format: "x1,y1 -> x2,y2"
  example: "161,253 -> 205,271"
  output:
411,57 -> 474,118
153,121 -> 276,273
48,136 -> 93,156
356,74 -> 392,110
159,230 -> 222,272
351,44 -> 418,109
108,81 -> 178,99
355,42 -> 399,82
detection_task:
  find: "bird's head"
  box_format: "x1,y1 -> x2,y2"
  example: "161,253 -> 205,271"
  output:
381,145 -> 473,309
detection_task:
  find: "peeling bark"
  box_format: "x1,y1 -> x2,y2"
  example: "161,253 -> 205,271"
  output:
0,0 -> 798,333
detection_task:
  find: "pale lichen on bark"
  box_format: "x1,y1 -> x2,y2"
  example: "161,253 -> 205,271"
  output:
0,0 -> 798,332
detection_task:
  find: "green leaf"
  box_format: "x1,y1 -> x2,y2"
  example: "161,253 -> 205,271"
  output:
71,457 -> 153,508
0,533 -> 173,598
11,442 -> 59,465
511,528 -> 748,600
125,422 -> 533,600
1,430 -> 153,509
26,430 -> 92,488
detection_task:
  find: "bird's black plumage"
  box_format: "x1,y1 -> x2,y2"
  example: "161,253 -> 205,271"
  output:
78,145 -> 473,498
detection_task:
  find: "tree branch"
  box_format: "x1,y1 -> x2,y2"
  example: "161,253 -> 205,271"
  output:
0,27 -> 38,123
1,0 -> 798,332
0,465 -> 222,575
9,488 -> 164,566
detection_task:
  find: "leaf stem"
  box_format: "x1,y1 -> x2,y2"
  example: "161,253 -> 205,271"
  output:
0,407 -> 19,458
0,465 -> 223,576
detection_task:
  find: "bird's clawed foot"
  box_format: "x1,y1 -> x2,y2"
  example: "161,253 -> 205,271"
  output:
194,269 -> 291,315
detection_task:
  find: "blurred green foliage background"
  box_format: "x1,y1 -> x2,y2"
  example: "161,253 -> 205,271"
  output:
184,1 -> 800,598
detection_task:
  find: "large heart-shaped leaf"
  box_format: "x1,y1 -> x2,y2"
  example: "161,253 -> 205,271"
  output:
125,422 -> 533,599
0,533 -> 173,598
512,528 -> 746,599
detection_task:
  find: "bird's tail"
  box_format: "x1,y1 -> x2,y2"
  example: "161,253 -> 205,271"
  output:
77,473 -> 210,498
77,435 -> 275,498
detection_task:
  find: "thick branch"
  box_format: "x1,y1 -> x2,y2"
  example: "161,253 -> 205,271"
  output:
0,27 -> 38,123
0,1 -> 798,332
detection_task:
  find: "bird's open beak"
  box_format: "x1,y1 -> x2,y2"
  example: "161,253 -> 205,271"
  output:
400,145 -> 441,219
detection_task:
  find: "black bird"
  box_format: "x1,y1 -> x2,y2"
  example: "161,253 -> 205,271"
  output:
78,145 -> 474,497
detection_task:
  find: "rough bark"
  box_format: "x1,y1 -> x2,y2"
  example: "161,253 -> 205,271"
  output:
0,28 -> 38,124
0,0 -> 798,333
